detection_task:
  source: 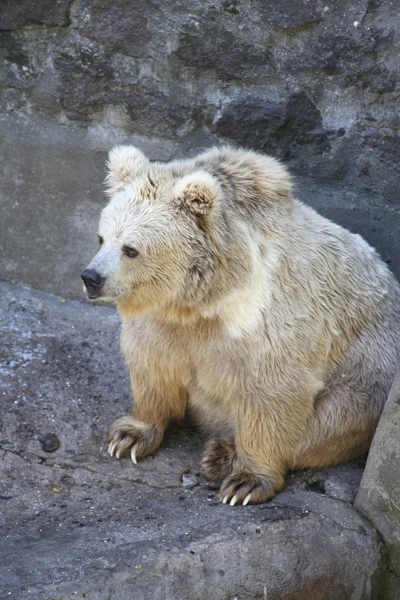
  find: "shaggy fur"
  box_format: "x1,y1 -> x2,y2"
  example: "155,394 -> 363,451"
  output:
83,145 -> 400,505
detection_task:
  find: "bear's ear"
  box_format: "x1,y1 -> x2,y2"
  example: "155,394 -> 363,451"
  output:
105,145 -> 150,196
174,171 -> 219,228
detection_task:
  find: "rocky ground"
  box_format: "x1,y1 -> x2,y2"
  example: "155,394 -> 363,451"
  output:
0,280 -> 384,599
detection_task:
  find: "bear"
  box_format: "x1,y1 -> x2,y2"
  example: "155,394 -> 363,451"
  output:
81,145 -> 400,506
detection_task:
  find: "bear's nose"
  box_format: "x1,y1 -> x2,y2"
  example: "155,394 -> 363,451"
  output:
81,269 -> 104,287
81,269 -> 105,298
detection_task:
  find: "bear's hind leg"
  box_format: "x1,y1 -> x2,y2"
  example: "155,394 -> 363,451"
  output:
200,438 -> 237,487
218,386 -> 315,506
295,381 -> 382,469
296,318 -> 400,469
295,427 -> 377,469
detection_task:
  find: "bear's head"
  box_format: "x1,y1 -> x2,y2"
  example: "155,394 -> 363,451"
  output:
82,145 -> 292,323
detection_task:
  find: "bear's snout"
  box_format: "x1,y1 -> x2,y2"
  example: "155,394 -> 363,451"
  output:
81,268 -> 105,299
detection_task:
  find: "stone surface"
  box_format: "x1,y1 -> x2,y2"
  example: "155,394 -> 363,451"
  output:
0,280 -> 383,599
379,573 -> 400,600
0,0 -> 72,30
355,369 -> 400,592
0,0 -> 399,295
75,0 -> 152,59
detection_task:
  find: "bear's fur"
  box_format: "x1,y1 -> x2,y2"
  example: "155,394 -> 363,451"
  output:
83,145 -> 400,505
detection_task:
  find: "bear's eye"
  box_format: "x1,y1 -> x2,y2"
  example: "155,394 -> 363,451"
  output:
122,245 -> 139,258
98,235 -> 104,246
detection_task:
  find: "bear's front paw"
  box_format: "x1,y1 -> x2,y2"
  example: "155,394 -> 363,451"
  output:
219,471 -> 282,506
107,415 -> 163,464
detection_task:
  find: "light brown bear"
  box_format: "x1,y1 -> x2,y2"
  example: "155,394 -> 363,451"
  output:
82,145 -> 400,506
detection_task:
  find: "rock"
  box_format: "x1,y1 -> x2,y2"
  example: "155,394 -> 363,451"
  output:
49,39 -> 192,135
38,433 -> 60,453
0,0 -> 71,30
181,472 -> 199,489
258,0 -> 325,31
379,572 -> 400,600
356,369 -> 400,587
75,0 -> 152,59
175,22 -> 269,80
212,97 -> 286,151
212,92 -> 335,159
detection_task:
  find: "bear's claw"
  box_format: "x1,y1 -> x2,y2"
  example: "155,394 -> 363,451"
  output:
219,472 -> 280,506
107,415 -> 163,464
108,441 -> 117,457
130,443 -> 138,465
243,493 -> 252,506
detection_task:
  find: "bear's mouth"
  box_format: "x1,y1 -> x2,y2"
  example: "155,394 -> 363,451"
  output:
81,270 -> 106,300
82,282 -> 103,300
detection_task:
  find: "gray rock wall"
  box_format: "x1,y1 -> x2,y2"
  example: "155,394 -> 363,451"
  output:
0,0 -> 399,296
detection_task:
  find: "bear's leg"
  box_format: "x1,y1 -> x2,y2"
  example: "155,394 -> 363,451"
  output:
108,367 -> 186,463
219,388 -> 314,505
189,390 -> 237,485
200,438 -> 237,487
295,427 -> 377,469
295,323 -> 398,468
295,382 -> 382,469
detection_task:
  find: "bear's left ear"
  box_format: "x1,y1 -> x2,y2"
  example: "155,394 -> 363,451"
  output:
105,145 -> 150,196
174,171 -> 219,228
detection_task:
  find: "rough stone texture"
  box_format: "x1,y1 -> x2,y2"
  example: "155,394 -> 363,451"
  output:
379,574 -> 400,600
0,0 -> 400,295
0,281 -> 383,599
0,0 -> 72,30
356,370 -> 400,595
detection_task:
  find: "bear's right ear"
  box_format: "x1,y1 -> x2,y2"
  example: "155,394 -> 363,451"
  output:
174,171 -> 220,231
105,145 -> 150,196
